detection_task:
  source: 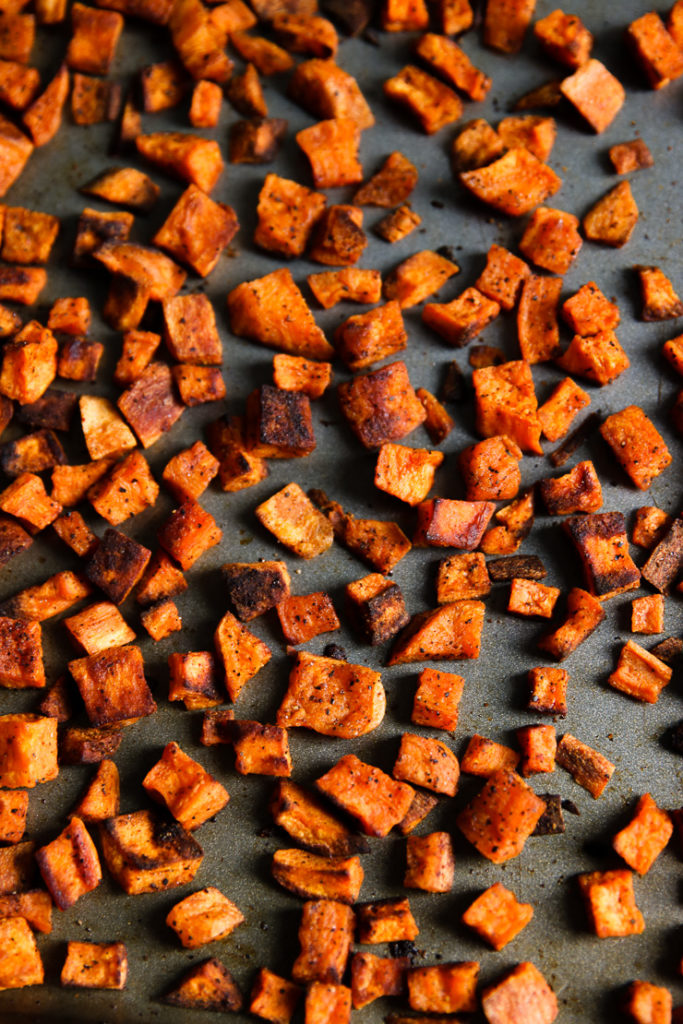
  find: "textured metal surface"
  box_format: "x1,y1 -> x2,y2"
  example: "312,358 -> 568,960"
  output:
0,0 -> 682,1021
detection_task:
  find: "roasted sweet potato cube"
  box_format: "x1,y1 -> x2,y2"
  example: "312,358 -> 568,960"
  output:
0,473 -> 60,533
483,0 -> 534,52
0,714 -> 56,787
0,839 -> 37,892
460,436 -> 522,502
527,666 -> 568,716
457,768 -> 546,863
375,204 -> 421,244
114,330 -> 160,387
172,365 -> 225,407
556,733 -> 614,798
345,573 -> 408,646
209,418 -> 269,493
0,788 -> 27,843
168,0 -> 231,82
350,952 -> 406,1009
414,387 -> 454,445
307,268 -> 381,310
100,809 -> 203,894
200,710 -> 235,748
136,131 -> 224,194
189,78 -> 222,127
52,511 -> 97,559
272,847 -> 363,903
0,569 -> 89,624
472,360 -> 542,454
221,561 -> 290,623
637,263 -> 683,320
80,167 -> 159,214
423,287 -> 500,348
119,362 -> 185,448
577,868 -> 644,936
475,244 -> 530,312
0,917 -> 43,989
538,587 -> 605,660
162,293 -> 222,365
69,644 -> 155,726
338,361 -> 426,448
18,390 -> 75,434
389,601 -> 485,665
250,968 -> 301,1023
288,56 -> 373,127
460,148 -> 562,217
1,206 -> 59,265
296,117 -> 362,189
61,941 -> 127,990
608,639 -> 672,704
162,441 -> 219,504
632,507 -> 671,550
539,460 -> 602,516
270,780 -> 368,858
609,138 -> 654,175
399,790 -> 440,836
385,250 -> 459,309
162,957 -> 242,1011
0,321 -> 57,406
623,981 -> 673,1024
481,962 -> 558,1024
415,32 -> 490,101
276,592 -> 339,645
516,724 -> 556,776
583,180 -> 639,248
87,451 -> 158,527
393,733 -> 459,796
534,9 -> 592,67
0,890 -> 52,933
498,114 -> 557,162
316,754 -> 413,837
153,184 -> 238,278
230,721 -> 292,778
157,499 -> 220,570
435,0 -> 473,33
229,31 -> 293,75
232,114 -> 286,160
227,267 -> 334,361
59,724 -> 123,765
519,207 -> 581,275
538,378 -> 590,443
226,61 -> 265,117
305,980 -> 351,1022
85,528 -> 151,606
374,443 -> 443,507
278,651 -> 384,738
73,210 -> 134,271
36,815 -> 101,910
384,64 -> 462,134
663,333 -> 683,379
641,517 -> 683,593
414,499 -> 495,549
78,398 -> 132,462
407,962 -> 479,1014
71,758 -> 120,823
0,266 -> 46,305
143,741 -> 228,831
562,281 -> 620,337
381,0 -> 428,31
627,11 -> 683,90
71,73 -> 123,126
46,298 -> 90,338
613,793 -> 672,875
0,111 -> 33,197
356,898 -> 418,943
272,12 -> 337,56
451,117 -> 504,172
136,549 -> 187,607
412,668 -> 464,733
140,599 -> 181,641
272,354 -> 331,400
563,512 -> 640,600
463,882 -> 533,951
292,900 -> 355,983
0,11 -> 34,64
254,174 -> 325,258
461,734 -> 519,777
508,578 -> 560,619
214,609 -> 271,702
21,63 -> 67,145
560,58 -> 624,132
66,3 -> 122,74
404,831 -> 454,893
307,204 -> 366,266
0,615 -> 44,689
557,329 -> 630,386
245,385 -> 315,459
0,428 -> 65,477
168,651 -> 221,710
354,152 -> 417,207
334,302 -> 406,372
327,508 -> 411,572
255,483 -> 333,559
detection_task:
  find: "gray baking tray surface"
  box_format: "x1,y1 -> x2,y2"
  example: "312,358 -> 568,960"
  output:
0,0 -> 681,1021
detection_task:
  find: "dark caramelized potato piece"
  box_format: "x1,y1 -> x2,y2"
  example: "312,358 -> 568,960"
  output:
270,780 -> 369,857
563,512 -> 640,600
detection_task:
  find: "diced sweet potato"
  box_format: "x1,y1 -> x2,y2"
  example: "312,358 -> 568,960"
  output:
389,601 -> 484,663
560,58 -> 625,133
481,962 -> 558,1024
480,490 -> 536,556
538,587 -> 605,660
2,206 -> 59,265
527,667 -> 568,716
63,602 -> 135,656
459,436 -> 522,502
613,793 -> 672,875
407,962 -> 478,1013
562,281 -> 620,336
600,406 -> 672,490
476,244 -> 529,312
583,181 -> 639,247
577,869 -> 644,937
627,11 -> 683,90
397,791 -> 439,836
334,302 -> 406,372
292,900 -> 355,983
231,721 -> 291,777
272,847 -> 363,903
622,981 -> 673,1024
516,274 -> 563,366
61,941 -> 127,991
631,593 -> 665,636
356,898 -> 418,945
52,511 -> 97,558
538,377 -> 590,443
36,815 -> 101,910
99,809 -> 203,894
229,30 -> 293,74
351,952 -> 406,1009
162,958 -> 242,1012
168,0 -> 232,82
214,609 -> 271,701
338,360 -> 426,448
166,887 -> 244,947
345,573 -> 408,645
463,882 -> 533,950
0,320 -> 57,406
423,287 -> 500,348
641,516 -> 683,593
637,263 -> 683,320
0,473 -> 61,533
354,151 -> 417,207
375,204 -> 421,244
555,733 -> 614,798
563,512 -> 640,600
307,204 -> 366,266
436,553 -> 490,605
519,207 -> 581,274
136,549 -> 186,607
498,114 -> 557,162
87,450 -> 158,526
71,758 -> 120,823
162,441 -> 219,504
245,385 -> 315,459
157,499 -> 221,570
556,328 -> 630,386
0,788 -> 27,843
250,968 -> 301,1024
66,3 -> 122,75
227,268 -> 333,361
415,32 -> 490,100
296,117 -> 362,189
0,714 -> 57,788
311,490 -> 412,572
222,561 -> 290,623
0,916 -> 43,989
0,891 -> 52,933
71,73 -> 122,126
168,651 -> 221,710
608,639 -> 672,704
316,754 -> 413,837
461,734 -> 520,777
307,268 -> 381,310
516,724 -> 556,777
404,831 -> 454,893
153,185 -> 237,278
508,578 -> 560,619
381,0 -> 428,31
384,64 -> 462,134
457,768 -> 546,863
225,60 -> 266,117
414,499 -> 495,550
609,139 -> 654,175
255,483 -> 333,559
69,644 -> 155,726
271,780 -> 368,858
534,8 -> 592,67
393,733 -> 459,796
483,0 -> 535,53
472,359 -> 542,454
539,460 -> 602,517
460,148 -> 561,217
452,117 -> 504,172
278,650 -> 384,737
143,741 -> 229,831
136,131 -> 223,193
288,58 -> 373,129
272,354 -> 331,399
85,528 -> 151,605
276,592 -> 339,645
172,365 -> 225,407
374,443 -> 443,507
632,506 -> 672,550
384,250 -> 459,309
304,981 -> 351,1023
254,174 -> 325,259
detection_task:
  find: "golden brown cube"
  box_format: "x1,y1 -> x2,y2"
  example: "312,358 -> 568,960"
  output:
61,941 -> 127,990
143,741 -> 229,830
255,483 -> 333,559
166,887 -> 244,948
68,644 -> 156,727
99,809 -> 203,894
36,815 -> 101,910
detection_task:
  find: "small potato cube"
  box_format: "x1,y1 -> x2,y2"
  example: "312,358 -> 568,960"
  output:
272,354 -> 332,399
460,436 -> 522,502
64,602 -> 135,656
476,244 -> 530,311
560,58 -> 624,133
168,651 -> 223,710
534,9 -> 592,67
166,887 -> 244,948
516,724 -> 556,776
538,377 -> 590,443
354,151 -> 417,207
250,968 -> 301,1023
609,139 -> 654,175
278,651 -> 384,739
36,816 -> 101,909
276,592 -> 339,645
136,131 -> 224,194
350,952 -> 406,1010
613,793 -> 673,875
172,365 -> 225,407
255,483 -> 333,559
100,809 -> 203,894
229,31 -> 293,75
393,733 -> 459,796
245,385 -> 315,459
462,882 -> 533,950
460,734 -> 519,777
412,668 -> 464,731
375,203 -> 421,243
270,780 -> 368,859
0,714 -> 57,788
472,359 -> 542,454
623,981 -> 672,1024
307,204 -> 366,266
457,769 -> 546,863
527,667 -> 568,717
2,207 -> 59,265
557,329 -> 629,387
583,181 -> 638,248
162,293 -> 222,365
414,499 -> 495,550
436,552 -> 490,604
66,3 -> 123,75
61,941 -> 127,990
272,847 -> 363,903
231,116 -> 286,165
577,869 -> 644,937
140,599 -> 181,641
85,528 -> 151,605
0,789 -> 27,843
292,899 -> 355,984
0,616 -> 44,688
416,387 -> 454,444
404,832 -> 454,892
162,441 -> 219,503
88,451 -> 158,526
153,184 -> 238,278
563,512 -> 640,600
339,361 -> 427,448
555,733 -> 614,798
384,250 -> 459,309
69,644 -> 156,727
601,406 -> 672,491
214,610 -> 271,702
296,117 -> 362,188
374,443 -> 443,506
143,741 -> 230,831
508,578 -> 560,619
0,917 -> 43,989
232,722 -> 292,777
79,396 -> 137,464
0,321 -> 57,406
482,963 -> 557,1024
118,363 -> 185,449
162,957 -> 242,1012
631,594 -> 664,635
316,754 -> 414,837
334,301 -> 407,372
158,499 -> 221,570
538,587 -> 605,661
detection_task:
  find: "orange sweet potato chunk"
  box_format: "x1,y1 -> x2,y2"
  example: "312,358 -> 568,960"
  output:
316,754 -> 414,837
556,329 -> 629,386
383,65 -> 462,134
136,131 -> 224,194
483,0 -> 535,53
462,882 -> 534,950
460,148 -> 561,217
292,899 -> 355,984
354,151 -> 417,207
577,869 -> 644,937
255,483 -> 333,559
374,443 -> 443,506
481,962 -> 558,1024
626,11 -> 683,90
0,917 -> 43,989
476,244 -> 530,311
254,174 -> 326,259
143,741 -> 229,831
631,594 -> 664,635
460,436 -> 522,501
166,887 -> 244,948
0,713 -> 57,787
338,361 -> 426,448
423,287 -> 500,348
296,118 -> 362,189
519,207 -> 582,275
560,58 -> 625,133
36,815 -> 102,910
214,609 -> 271,702
534,9 -> 592,67
538,377 -> 590,442
307,268 -> 381,309
613,793 -> 673,875
334,301 -> 407,371
608,639 -> 672,704
600,406 -> 672,490
415,33 -> 491,101
583,181 -> 638,248
407,962 -> 479,1014
384,250 -> 459,309
456,769 -> 546,863
388,601 -> 485,664
288,59 -> 374,130
250,967 -> 301,1023
498,114 -> 557,162
278,651 -> 385,738
472,359 -> 542,454
350,951 -> 406,1009
276,592 -> 339,645
393,733 -> 459,796
461,734 -> 520,777
414,499 -> 495,550
623,981 -> 672,1024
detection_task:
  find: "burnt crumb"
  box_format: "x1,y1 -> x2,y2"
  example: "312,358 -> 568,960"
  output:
440,360 -> 465,403
324,643 -> 348,661
562,799 -> 581,816
431,200 -> 445,209
388,940 -> 418,963
662,720 -> 683,756
650,637 -> 683,664
257,827 -> 274,839
532,794 -> 565,835
488,554 -> 547,582
436,244 -> 458,261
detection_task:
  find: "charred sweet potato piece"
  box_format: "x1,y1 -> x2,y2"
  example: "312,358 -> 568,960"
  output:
537,377 -> 590,443
483,0 -> 535,53
384,250 -> 459,308
498,114 -> 557,162
114,330 -> 158,388
613,793 -> 672,875
460,734 -> 519,777
162,957 -> 242,1011
393,733 -> 459,796
59,724 -> 123,765
84,528 -> 151,605
200,710 -> 236,749
254,174 -> 325,259
36,815 -> 101,910
0,890 -> 52,933
245,385 -> 315,459
153,184 -> 238,278
52,511 -> 97,559
457,768 -> 546,863
460,148 -> 561,217
143,741 -> 229,830
472,359 -> 542,454
415,33 -> 490,100
93,242 -> 185,302
56,338 -> 103,382
397,790 -> 439,836
61,941 -> 127,990
539,460 -> 602,516
214,609 -> 271,701
389,601 -> 484,664
641,516 -> 683,593
288,58 -> 374,129
534,8 -> 592,67
527,666 -> 568,717
577,869 -> 643,936
311,491 -> 412,572
626,11 -> 683,90
384,64 -> 462,134
0,839 -> 37,891
481,962 -> 558,1024
226,61 -> 266,117
560,58 -> 625,132
292,900 -> 354,984
563,512 -> 640,600
69,644 -> 155,726
100,809 -> 203,894
555,733 -> 614,798
278,650 -> 384,737
0,428 -> 65,477
414,388 -> 454,445
0,917 -> 43,989
307,204 -> 366,266
0,266 -> 46,306
18,389 -> 76,433
271,12 -> 338,56
423,287 -> 500,348
229,117 -> 288,164
73,210 -> 134,270
168,651 -> 221,710
229,31 -> 293,75
272,848 -> 363,903
228,268 -> 333,361
608,640 -> 671,704
414,499 -> 495,549
345,573 -> 408,645
270,780 -> 368,858
207,415 -> 269,493
0,789 -> 28,843
463,883 -> 533,952
407,962 -> 479,1013
354,152 -> 417,207
316,754 -> 414,837
117,363 -> 185,449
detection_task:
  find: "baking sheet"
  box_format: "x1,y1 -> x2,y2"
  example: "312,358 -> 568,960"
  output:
0,0 -> 682,1020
